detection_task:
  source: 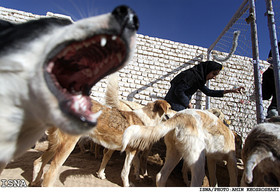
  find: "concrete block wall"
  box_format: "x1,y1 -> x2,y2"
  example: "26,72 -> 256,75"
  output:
0,7 -> 270,139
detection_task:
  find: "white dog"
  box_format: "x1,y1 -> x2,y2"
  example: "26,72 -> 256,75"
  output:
122,109 -> 237,187
0,5 -> 139,173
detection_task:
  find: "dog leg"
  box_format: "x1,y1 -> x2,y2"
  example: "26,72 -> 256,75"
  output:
140,146 -> 152,177
182,162 -> 190,186
94,144 -> 101,159
207,157 -> 217,187
156,136 -> 182,187
189,151 -> 205,187
30,149 -> 56,186
121,149 -> 137,187
78,139 -> 87,154
227,151 -> 238,186
42,135 -> 80,187
97,149 -> 114,180
156,151 -> 182,187
132,153 -> 141,181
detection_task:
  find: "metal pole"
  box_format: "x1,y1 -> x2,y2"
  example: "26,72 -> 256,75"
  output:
249,0 -> 264,123
265,0 -> 280,115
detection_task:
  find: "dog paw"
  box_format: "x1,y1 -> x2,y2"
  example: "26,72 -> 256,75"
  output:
96,172 -> 106,180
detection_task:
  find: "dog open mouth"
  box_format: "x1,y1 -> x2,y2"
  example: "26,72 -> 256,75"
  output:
45,34 -> 127,126
43,5 -> 139,130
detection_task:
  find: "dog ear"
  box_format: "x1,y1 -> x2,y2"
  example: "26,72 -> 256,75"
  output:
154,100 -> 168,117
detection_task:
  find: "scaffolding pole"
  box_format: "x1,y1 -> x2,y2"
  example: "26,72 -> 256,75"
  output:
265,0 -> 280,115
249,0 -> 264,123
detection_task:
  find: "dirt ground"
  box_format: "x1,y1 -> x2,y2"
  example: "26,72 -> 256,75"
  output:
0,139 -> 243,187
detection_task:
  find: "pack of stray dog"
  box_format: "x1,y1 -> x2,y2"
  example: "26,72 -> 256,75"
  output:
0,5 -> 139,174
1,4 -> 280,188
30,73 -> 174,187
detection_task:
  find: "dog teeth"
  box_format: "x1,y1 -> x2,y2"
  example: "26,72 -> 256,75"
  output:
76,94 -> 82,99
100,37 -> 107,47
88,110 -> 102,122
73,95 -> 88,112
74,99 -> 80,112
46,62 -> 54,73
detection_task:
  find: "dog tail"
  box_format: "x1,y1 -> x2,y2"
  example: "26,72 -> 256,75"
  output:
242,150 -> 272,185
105,72 -> 120,108
121,120 -> 176,152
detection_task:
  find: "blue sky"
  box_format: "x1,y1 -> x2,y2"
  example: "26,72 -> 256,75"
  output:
0,0 -> 276,60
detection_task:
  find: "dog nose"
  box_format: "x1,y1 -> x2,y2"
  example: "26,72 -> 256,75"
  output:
112,5 -> 139,31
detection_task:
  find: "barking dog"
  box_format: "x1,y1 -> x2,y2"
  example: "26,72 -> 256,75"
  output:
0,5 -> 139,173
241,121 -> 280,187
122,109 -> 238,187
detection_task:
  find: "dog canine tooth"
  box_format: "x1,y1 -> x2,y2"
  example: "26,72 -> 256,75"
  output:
100,36 -> 107,47
46,62 -> 55,73
88,110 -> 102,122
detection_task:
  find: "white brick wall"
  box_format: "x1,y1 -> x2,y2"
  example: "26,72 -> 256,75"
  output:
0,7 -> 270,140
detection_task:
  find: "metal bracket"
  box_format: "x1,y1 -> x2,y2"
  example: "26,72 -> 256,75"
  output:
265,10 -> 274,16
246,13 -> 254,24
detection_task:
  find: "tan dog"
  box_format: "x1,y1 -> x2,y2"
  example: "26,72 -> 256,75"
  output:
31,99 -> 172,187
122,109 -> 238,187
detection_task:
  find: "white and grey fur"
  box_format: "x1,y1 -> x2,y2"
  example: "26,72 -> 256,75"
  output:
241,121 -> 280,187
0,6 -> 138,173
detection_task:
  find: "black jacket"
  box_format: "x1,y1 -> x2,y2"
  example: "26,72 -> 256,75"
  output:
262,67 -> 277,110
165,61 -> 224,110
